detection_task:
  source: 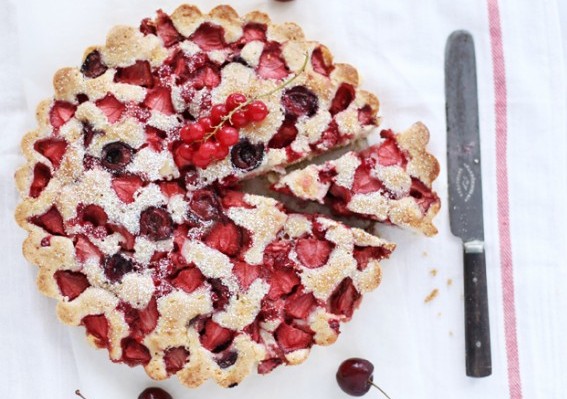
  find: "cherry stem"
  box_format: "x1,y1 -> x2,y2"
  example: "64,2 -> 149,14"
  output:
203,52 -> 310,141
75,390 -> 87,399
369,380 -> 392,399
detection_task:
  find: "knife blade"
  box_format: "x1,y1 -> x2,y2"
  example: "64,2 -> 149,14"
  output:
445,30 -> 492,377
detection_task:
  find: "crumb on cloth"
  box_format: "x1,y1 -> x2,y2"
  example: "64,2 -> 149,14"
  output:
424,288 -> 439,303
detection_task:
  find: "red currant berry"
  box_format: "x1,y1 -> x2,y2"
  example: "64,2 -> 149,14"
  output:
173,143 -> 194,168
226,93 -> 247,111
180,123 -> 205,142
210,104 -> 228,125
192,149 -> 210,168
230,110 -> 249,128
198,141 -> 217,159
246,100 -> 269,122
217,126 -> 239,146
214,142 -> 230,159
199,117 -> 214,132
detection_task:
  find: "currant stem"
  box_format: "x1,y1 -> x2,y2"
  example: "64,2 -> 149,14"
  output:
75,390 -> 87,399
369,381 -> 392,399
203,52 -> 310,141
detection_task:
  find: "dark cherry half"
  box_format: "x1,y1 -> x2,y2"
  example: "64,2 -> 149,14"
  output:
230,139 -> 264,171
139,207 -> 173,241
101,142 -> 134,171
81,50 -> 108,78
103,253 -> 134,282
281,85 -> 319,117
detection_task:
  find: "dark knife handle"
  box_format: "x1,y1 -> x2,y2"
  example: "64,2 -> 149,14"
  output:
463,244 -> 492,377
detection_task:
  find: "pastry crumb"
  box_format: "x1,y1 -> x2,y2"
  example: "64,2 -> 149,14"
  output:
422,251 -> 428,257
429,268 -> 437,277
447,278 -> 453,287
449,331 -> 454,337
424,288 -> 439,303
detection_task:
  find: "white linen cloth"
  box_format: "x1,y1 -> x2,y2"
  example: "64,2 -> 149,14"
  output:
1,0 -> 565,398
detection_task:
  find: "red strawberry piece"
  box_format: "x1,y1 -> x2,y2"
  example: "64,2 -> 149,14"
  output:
243,22 -> 267,43
81,50 -> 108,79
313,121 -> 341,151
49,101 -> 76,129
204,221 -> 242,257
34,138 -> 68,169
268,116 -> 298,149
74,235 -> 102,263
329,83 -> 355,116
275,322 -> 314,353
373,134 -> 405,167
268,268 -> 300,300
353,246 -> 391,271
281,86 -> 319,117
29,163 -> 51,198
114,60 -> 154,87
295,238 -> 333,268
140,18 -> 157,36
107,224 -> 135,251
81,314 -> 109,348
329,277 -> 361,318
352,166 -> 382,194
163,347 -> 190,374
285,291 -> 317,319
263,240 -> 293,269
209,278 -> 231,311
171,267 -> 205,294
95,94 -> 125,123
244,318 -> 262,343
216,350 -> 238,369
30,206 -> 65,235
144,126 -> 166,151
82,123 -> 103,148
257,43 -> 289,80
409,178 -> 438,212
112,175 -> 144,204
311,46 -> 334,77
357,105 -> 375,125
172,142 -> 195,169
123,297 -> 159,337
156,10 -> 183,47
159,181 -> 186,198
199,319 -> 235,353
78,204 -> 108,228
140,207 -> 174,241
232,261 -> 261,290
54,270 -> 90,300
189,23 -> 226,51
189,190 -> 221,221
103,253 -> 134,282
144,86 -> 175,115
191,64 -> 221,89
258,358 -> 283,375
260,297 -> 285,321
220,190 -> 250,209
121,337 -> 151,366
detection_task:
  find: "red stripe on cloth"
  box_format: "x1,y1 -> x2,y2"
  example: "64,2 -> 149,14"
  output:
487,0 -> 523,398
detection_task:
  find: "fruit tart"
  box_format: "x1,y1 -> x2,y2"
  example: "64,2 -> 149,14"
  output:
272,123 -> 441,236
14,4 -> 394,388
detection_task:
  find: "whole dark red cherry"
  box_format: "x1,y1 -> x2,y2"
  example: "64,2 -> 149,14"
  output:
138,387 -> 173,399
337,358 -> 374,396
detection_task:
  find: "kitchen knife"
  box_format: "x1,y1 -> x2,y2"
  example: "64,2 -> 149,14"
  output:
445,30 -> 492,377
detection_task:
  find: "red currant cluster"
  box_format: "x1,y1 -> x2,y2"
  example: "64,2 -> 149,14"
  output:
174,93 -> 269,169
